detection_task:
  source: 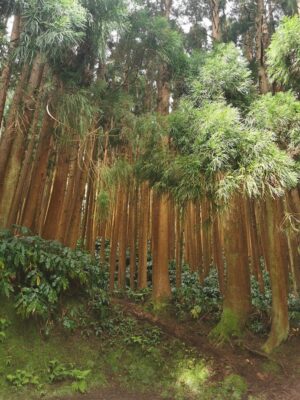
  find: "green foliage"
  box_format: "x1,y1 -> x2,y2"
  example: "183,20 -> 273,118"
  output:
251,271 -> 272,314
0,318 -> 10,343
48,360 -> 90,393
123,326 -> 162,352
210,374 -> 248,400
97,190 -> 111,222
18,0 -> 87,63
167,100 -> 298,204
190,43 -> 255,109
54,87 -> 97,137
6,369 -> 40,389
125,287 -> 152,303
174,358 -> 210,398
267,16 -> 300,91
0,228 -> 108,320
172,268 -> 222,320
248,91 -> 300,154
250,271 -> 300,333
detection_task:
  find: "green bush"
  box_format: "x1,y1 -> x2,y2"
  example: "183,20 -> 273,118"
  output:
0,227 -> 109,321
172,268 -> 222,320
250,270 -> 300,333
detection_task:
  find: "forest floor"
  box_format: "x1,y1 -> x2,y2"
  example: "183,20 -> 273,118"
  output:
1,297 -> 300,400
106,299 -> 300,400
55,298 -> 300,400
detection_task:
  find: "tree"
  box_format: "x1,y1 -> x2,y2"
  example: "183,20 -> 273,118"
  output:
267,15 -> 300,92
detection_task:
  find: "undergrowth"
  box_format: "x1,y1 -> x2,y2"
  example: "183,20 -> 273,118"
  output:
0,297 -> 250,400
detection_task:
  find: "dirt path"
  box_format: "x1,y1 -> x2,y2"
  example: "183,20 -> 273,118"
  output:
56,299 -> 300,400
111,298 -> 300,400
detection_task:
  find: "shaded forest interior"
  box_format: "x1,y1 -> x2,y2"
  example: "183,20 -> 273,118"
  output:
0,0 -> 300,398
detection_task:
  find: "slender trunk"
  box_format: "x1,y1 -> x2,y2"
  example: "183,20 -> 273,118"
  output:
85,175 -> 96,252
168,199 -> 176,261
55,143 -> 79,242
152,193 -> 171,301
6,85 -> 44,227
202,199 -> 212,278
262,197 -> 289,353
138,182 -> 150,289
43,145 -> 70,239
0,14 -> 21,125
67,141 -> 94,249
118,188 -> 129,289
175,206 -> 184,288
21,112 -> 54,231
283,195 -> 300,295
0,66 -> 29,200
211,195 -> 251,340
109,187 -> 123,292
256,0 -> 270,93
247,198 -> 264,292
0,57 -> 45,227
210,0 -> 222,42
151,0 -> 172,302
36,160 -> 55,234
128,183 -> 138,289
212,211 -> 225,294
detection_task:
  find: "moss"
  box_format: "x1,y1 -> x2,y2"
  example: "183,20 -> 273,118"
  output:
262,361 -> 281,375
0,298 -> 107,399
150,298 -> 171,317
0,298 -> 251,400
219,374 -> 248,399
209,308 -> 244,344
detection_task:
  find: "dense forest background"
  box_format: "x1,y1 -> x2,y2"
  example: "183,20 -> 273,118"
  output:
0,0 -> 300,374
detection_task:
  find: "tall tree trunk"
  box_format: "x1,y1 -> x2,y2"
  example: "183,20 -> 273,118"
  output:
109,187 -> 123,291
55,143 -> 79,242
262,197 -> 289,353
21,111 -> 54,231
0,14 -> 21,125
128,183 -> 138,289
42,145 -> 71,239
151,0 -> 172,303
211,195 -> 251,340
152,193 -> 172,301
118,188 -> 129,289
0,65 -> 29,206
175,206 -> 184,288
67,139 -> 94,248
138,182 -> 150,289
212,211 -> 225,294
202,199 -> 212,279
0,56 -> 45,227
246,198 -> 264,292
210,0 -> 222,42
256,0 -> 270,93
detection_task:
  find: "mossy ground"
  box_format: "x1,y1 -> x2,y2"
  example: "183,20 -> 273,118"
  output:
209,308 -> 244,343
0,298 -> 249,400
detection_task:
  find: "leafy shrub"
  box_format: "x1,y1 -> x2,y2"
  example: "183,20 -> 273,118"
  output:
0,228 -> 109,320
250,271 -> 272,314
250,270 -> 300,333
48,359 -> 90,393
172,268 -> 222,320
125,287 -> 151,303
6,369 -> 40,388
0,317 -> 10,342
123,326 -> 162,352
